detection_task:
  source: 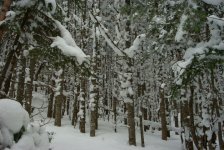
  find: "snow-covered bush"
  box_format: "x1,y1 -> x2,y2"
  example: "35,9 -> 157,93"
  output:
0,99 -> 49,150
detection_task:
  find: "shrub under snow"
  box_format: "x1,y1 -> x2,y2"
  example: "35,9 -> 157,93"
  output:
0,99 -> 49,150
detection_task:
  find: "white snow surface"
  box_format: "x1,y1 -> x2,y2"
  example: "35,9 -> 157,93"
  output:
0,99 -> 49,150
51,20 -> 87,65
46,116 -> 182,150
29,92 -> 181,150
9,123 -> 49,150
0,99 -> 29,134
15,0 -> 35,8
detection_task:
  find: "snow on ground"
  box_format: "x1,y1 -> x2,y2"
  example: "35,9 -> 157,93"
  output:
31,92 -> 182,150
45,116 -> 182,150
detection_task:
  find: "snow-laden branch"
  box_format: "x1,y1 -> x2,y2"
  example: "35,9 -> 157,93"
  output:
124,34 -> 146,58
89,11 -> 126,57
175,14 -> 187,42
50,19 -> 88,65
89,11 -> 146,58
172,15 -> 224,85
202,0 -> 222,5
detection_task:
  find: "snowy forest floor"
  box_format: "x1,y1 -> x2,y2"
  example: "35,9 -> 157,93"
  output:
45,116 -> 182,150
32,92 -> 182,150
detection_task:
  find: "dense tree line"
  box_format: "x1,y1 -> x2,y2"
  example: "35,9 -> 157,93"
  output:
0,0 -> 224,149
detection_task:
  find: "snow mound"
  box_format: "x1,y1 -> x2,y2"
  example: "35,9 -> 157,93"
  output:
0,99 -> 29,147
0,99 -> 49,150
0,99 -> 29,134
10,123 -> 49,150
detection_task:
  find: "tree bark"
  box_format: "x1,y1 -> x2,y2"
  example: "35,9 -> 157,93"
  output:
79,77 -> 86,133
0,9 -> 30,98
72,82 -> 79,127
16,54 -> 26,105
47,74 -> 55,118
189,86 -> 199,149
0,0 -> 12,41
139,108 -> 145,147
54,69 -> 64,127
25,56 -> 36,115
160,87 -> 168,140
127,102 -> 136,146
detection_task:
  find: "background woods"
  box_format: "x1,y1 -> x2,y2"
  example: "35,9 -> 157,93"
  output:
0,0 -> 224,150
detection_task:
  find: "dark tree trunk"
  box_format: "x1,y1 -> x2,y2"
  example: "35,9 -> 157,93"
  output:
79,78 -> 86,133
54,69 -> 64,127
72,83 -> 80,127
25,56 -> 36,115
47,75 -> 55,118
0,9 -> 30,99
113,97 -> 117,133
189,86 -> 199,149
140,110 -> 145,147
16,54 -> 26,105
127,102 -> 136,146
160,87 -> 168,140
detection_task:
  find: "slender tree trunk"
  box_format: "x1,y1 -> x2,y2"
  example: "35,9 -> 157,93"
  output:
210,68 -> 224,149
127,101 -> 136,146
182,99 -> 193,149
139,107 -> 145,147
79,77 -> 86,133
72,82 -> 79,127
54,69 -> 64,127
189,86 -> 199,149
8,66 -> 16,98
90,76 -> 97,137
113,97 -> 117,133
25,56 -> 36,115
160,87 -> 168,140
47,74 -> 55,118
16,54 -> 26,105
216,98 -> 224,150
165,97 -> 170,137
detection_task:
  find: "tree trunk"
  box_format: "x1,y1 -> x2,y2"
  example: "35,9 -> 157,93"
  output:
127,102 -> 136,146
0,9 -> 30,98
113,97 -> 117,133
25,56 -> 36,115
139,108 -> 145,147
160,87 -> 168,140
90,76 -> 97,137
182,99 -> 193,149
54,95 -> 62,126
8,64 -> 17,98
72,82 -> 79,127
47,75 -> 55,118
189,86 -> 199,149
79,77 -> 86,133
16,54 -> 26,105
54,69 -> 64,127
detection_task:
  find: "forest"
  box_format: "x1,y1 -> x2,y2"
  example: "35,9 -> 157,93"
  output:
0,0 -> 224,150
